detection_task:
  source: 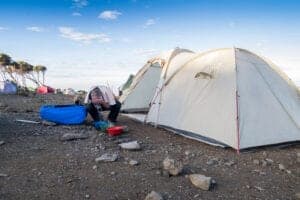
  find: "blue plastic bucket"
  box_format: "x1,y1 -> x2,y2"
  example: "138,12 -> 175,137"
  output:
40,104 -> 87,125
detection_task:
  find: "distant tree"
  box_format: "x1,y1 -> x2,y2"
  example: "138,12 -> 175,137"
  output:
34,65 -> 47,85
1,53 -> 48,89
17,61 -> 31,87
6,61 -> 20,84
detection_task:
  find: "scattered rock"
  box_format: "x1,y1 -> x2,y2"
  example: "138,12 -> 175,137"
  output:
254,186 -> 264,191
184,150 -> 191,156
286,170 -> 291,174
265,158 -> 274,165
261,160 -> 268,167
129,160 -> 139,166
0,141 -> 5,146
85,194 -> 90,199
119,141 -> 141,150
60,133 -> 89,141
95,153 -> 118,162
37,172 -> 42,176
144,191 -> 164,200
253,159 -> 260,165
110,171 -> 116,175
278,164 -> 285,171
262,151 -> 267,157
42,120 -> 56,126
295,192 -> 300,199
163,157 -> 183,176
189,174 -> 212,191
92,165 -> 97,170
207,158 -> 218,166
224,161 -> 235,167
0,173 -> 8,177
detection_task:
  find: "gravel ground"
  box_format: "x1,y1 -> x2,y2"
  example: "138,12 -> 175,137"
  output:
0,93 -> 299,200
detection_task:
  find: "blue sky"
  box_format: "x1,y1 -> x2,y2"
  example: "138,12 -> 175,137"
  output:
0,0 -> 300,90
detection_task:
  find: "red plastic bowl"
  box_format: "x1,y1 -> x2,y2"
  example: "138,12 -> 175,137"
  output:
107,126 -> 123,136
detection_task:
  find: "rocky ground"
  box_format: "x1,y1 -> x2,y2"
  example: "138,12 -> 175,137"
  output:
0,93 -> 299,200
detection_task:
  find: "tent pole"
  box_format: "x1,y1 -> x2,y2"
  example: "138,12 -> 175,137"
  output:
236,90 -> 240,154
234,47 -> 240,154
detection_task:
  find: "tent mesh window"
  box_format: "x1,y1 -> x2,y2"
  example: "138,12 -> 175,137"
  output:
194,65 -> 215,79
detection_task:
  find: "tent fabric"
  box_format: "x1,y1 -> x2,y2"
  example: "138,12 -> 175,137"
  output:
40,105 -> 87,125
120,47 -> 195,113
146,48 -> 300,150
120,74 -> 134,92
37,85 -> 55,94
0,81 -> 17,94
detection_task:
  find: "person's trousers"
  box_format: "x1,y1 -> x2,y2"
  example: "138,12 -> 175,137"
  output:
86,101 -> 121,122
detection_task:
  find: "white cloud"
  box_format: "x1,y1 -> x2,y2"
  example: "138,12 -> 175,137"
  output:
133,48 -> 158,56
58,27 -> 111,44
120,37 -> 132,43
72,12 -> 82,17
98,10 -> 122,20
26,26 -> 45,32
72,0 -> 88,8
143,19 -> 156,28
229,21 -> 236,28
0,27 -> 8,31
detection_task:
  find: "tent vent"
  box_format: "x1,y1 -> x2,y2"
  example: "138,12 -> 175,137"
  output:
195,71 -> 214,79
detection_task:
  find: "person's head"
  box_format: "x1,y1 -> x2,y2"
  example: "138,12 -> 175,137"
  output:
89,87 -> 104,105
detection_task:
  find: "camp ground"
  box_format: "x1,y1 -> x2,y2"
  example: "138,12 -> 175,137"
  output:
120,48 -> 300,151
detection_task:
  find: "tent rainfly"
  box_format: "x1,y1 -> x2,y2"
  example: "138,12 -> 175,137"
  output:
146,48 -> 300,150
119,47 -> 195,112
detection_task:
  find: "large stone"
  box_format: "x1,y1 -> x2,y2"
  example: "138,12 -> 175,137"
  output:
278,164 -> 286,171
0,141 -> 5,146
119,141 -> 141,150
129,160 -> 139,166
265,158 -> 274,165
189,174 -> 212,191
163,157 -> 183,176
144,191 -> 163,200
60,133 -> 89,141
253,159 -> 260,165
95,153 -> 118,162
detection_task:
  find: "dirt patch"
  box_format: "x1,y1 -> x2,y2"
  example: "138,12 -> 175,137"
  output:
0,94 -> 299,200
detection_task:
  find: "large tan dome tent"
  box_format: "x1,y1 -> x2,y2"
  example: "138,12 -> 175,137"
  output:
145,48 -> 300,150
120,47 -> 195,112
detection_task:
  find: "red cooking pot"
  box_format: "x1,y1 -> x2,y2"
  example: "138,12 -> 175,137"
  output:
107,126 -> 123,136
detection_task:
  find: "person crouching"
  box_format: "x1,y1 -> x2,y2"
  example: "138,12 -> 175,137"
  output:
84,86 -> 121,130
